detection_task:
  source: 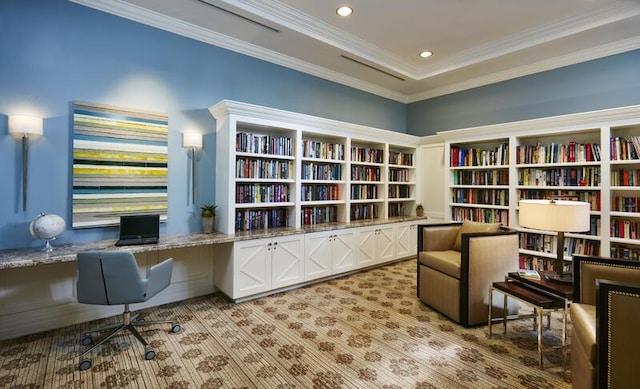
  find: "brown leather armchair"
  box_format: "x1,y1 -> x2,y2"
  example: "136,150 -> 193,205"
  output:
571,255 -> 640,389
417,221 -> 519,327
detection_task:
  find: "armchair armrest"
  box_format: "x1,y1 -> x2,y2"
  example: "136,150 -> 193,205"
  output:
461,229 -> 519,325
146,258 -> 173,300
573,255 -> 640,305
596,279 -> 640,388
417,223 -> 461,253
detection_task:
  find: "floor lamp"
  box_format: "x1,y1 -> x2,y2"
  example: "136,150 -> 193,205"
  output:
518,199 -> 591,284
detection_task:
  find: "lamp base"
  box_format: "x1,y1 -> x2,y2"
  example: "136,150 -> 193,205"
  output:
543,272 -> 573,285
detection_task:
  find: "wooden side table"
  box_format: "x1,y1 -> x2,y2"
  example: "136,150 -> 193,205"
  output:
488,279 -> 569,368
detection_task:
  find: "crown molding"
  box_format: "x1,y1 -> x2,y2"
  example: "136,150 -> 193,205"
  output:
210,99 -> 420,145
408,35 -> 640,103
437,104 -> 640,142
220,0 -> 417,78
71,0 -> 640,105
70,0 -> 408,103
221,0 -> 640,82
412,1 -> 640,79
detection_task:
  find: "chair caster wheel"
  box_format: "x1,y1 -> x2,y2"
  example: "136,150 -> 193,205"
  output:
171,324 -> 181,333
82,335 -> 93,346
145,349 -> 156,360
79,358 -> 92,371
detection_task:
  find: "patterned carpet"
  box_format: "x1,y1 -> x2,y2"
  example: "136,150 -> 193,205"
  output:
0,259 -> 571,388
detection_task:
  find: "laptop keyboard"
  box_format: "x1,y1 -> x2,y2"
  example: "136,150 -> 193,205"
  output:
115,237 -> 158,247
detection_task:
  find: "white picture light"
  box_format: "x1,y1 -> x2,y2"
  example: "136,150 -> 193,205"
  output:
9,115 -> 43,212
182,132 -> 203,205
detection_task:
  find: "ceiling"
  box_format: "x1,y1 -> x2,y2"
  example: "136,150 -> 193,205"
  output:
74,0 -> 640,103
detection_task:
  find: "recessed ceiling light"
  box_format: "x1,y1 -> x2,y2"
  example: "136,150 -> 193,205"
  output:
336,6 -> 353,17
419,51 -> 433,58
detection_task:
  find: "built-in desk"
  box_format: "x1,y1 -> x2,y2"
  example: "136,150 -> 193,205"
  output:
0,217 -> 425,340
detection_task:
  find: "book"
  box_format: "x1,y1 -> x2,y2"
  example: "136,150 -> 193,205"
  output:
517,269 -> 541,280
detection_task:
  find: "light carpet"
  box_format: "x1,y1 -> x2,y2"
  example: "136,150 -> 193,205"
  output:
0,259 -> 571,388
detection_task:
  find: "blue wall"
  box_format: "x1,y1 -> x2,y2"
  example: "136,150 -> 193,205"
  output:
2,0 -> 639,250
0,0 -> 406,249
407,49 -> 640,135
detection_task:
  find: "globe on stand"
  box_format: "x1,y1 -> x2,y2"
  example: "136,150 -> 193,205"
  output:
29,213 -> 66,252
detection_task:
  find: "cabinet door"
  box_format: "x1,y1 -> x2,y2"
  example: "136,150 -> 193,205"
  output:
271,235 -> 304,289
233,238 -> 271,296
377,225 -> 395,263
394,222 -> 414,259
333,229 -> 356,273
305,231 -> 333,281
357,226 -> 378,267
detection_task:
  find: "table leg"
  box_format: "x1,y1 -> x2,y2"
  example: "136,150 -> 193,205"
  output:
488,286 -> 493,337
537,307 -> 543,368
503,291 -> 507,335
562,300 -> 568,369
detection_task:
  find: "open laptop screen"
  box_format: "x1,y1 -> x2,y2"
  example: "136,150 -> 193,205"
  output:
118,214 -> 159,242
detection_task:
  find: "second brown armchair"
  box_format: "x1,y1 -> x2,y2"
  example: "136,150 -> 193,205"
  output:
417,221 -> 520,327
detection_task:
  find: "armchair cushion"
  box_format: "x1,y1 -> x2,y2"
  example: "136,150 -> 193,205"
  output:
453,220 -> 501,251
419,250 -> 461,278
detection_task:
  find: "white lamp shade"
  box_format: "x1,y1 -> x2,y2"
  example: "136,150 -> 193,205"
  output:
182,132 -> 203,148
8,115 -> 43,138
519,199 -> 590,232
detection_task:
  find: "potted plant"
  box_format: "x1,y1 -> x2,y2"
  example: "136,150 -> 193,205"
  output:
416,204 -> 424,217
200,204 -> 217,234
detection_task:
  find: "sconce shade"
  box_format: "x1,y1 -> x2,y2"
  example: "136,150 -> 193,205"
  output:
519,199 -> 590,232
182,132 -> 203,149
9,115 -> 43,138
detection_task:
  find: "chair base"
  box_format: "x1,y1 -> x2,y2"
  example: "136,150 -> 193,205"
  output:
79,304 -> 180,370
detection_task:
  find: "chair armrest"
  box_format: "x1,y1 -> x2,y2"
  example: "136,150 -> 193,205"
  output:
145,258 -> 173,299
417,223 -> 461,252
596,279 -> 640,388
462,229 -> 519,271
573,255 -> 640,304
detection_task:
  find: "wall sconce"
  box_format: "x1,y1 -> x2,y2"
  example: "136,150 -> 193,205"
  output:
182,132 -> 203,205
9,115 -> 43,212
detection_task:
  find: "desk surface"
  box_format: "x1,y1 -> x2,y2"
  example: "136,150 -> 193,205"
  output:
0,216 -> 426,270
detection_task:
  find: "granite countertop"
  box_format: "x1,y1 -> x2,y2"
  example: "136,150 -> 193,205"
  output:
0,216 -> 427,270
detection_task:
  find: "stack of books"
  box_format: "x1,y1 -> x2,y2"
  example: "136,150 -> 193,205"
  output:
517,269 -> 541,280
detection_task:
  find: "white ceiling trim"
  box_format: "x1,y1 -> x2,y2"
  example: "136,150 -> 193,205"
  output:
407,35 -> 640,103
219,0 -> 418,78
221,0 -> 640,82
416,2 -> 640,80
70,0 -> 408,103
71,0 -> 640,105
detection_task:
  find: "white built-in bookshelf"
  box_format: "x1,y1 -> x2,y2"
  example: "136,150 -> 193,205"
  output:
439,106 -> 640,270
210,100 -> 420,234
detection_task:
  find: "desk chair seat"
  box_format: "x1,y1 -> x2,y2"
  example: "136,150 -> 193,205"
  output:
76,250 -> 181,371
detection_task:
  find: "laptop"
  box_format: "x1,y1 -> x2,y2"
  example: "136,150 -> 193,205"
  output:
115,214 -> 160,246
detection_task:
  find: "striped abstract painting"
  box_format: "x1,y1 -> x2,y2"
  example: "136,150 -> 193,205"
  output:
72,101 -> 168,228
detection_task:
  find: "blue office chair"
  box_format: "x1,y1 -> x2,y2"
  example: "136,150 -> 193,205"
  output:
76,250 -> 181,371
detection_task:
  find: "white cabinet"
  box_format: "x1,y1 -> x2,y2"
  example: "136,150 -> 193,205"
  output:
227,235 -> 304,299
356,224 -> 395,267
271,235 -> 305,289
304,229 -> 356,281
394,222 -> 418,259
